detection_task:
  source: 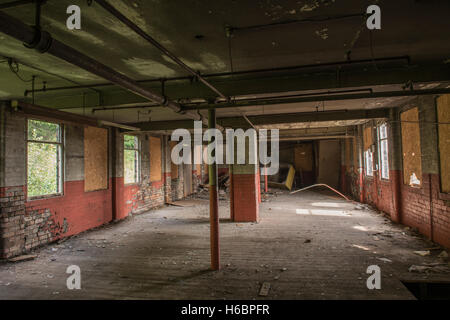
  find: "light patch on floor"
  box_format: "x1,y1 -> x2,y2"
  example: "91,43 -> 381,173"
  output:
0,190 -> 448,300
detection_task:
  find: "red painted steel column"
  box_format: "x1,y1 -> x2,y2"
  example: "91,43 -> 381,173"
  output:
208,109 -> 220,270
264,166 -> 268,193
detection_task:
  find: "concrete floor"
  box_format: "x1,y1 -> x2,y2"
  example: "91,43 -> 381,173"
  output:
0,190 -> 449,300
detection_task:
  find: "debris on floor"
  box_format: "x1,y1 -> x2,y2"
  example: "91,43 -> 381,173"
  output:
413,250 -> 431,257
8,254 -> 37,263
258,282 -> 271,296
438,251 -> 449,259
408,262 -> 450,274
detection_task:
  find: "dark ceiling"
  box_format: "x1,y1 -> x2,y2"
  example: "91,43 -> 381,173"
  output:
0,0 -> 449,124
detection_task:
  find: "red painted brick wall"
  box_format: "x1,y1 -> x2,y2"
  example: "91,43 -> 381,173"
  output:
344,168 -> 450,248
231,174 -> 259,222
25,180 -> 113,238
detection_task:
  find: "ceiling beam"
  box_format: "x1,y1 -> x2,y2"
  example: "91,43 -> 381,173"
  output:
34,64 -> 450,110
133,108 -> 389,131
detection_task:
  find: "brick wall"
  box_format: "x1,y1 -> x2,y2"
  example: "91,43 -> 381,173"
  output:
342,97 -> 450,248
0,108 -> 184,258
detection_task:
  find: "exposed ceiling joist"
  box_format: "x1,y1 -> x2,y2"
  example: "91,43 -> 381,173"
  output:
133,108 -> 389,131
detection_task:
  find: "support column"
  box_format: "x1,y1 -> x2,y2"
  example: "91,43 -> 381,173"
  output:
111,128 -> 125,221
208,109 -> 220,270
389,109 -> 402,223
230,132 -> 260,222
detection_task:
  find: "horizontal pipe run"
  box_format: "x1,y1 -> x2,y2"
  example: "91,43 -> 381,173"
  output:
93,0 -> 227,100
0,11 -> 219,127
0,10 -> 182,112
265,135 -> 355,141
184,88 -> 450,110
13,100 -> 139,130
24,56 -> 411,96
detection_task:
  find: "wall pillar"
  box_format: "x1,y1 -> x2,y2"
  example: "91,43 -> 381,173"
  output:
111,128 -> 124,220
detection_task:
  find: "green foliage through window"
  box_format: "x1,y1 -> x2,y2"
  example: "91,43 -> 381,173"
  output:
27,119 -> 62,197
124,135 -> 139,184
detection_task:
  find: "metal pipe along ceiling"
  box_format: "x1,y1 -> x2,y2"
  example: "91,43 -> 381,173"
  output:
183,88 -> 450,110
0,10 -> 211,125
93,0 -> 228,101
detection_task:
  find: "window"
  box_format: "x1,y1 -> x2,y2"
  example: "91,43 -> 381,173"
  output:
27,119 -> 63,198
364,149 -> 374,177
124,135 -> 140,184
377,123 -> 389,180
363,126 -> 374,177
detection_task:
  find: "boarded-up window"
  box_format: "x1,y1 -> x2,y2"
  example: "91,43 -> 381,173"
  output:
170,141 -> 178,179
363,126 -> 373,151
437,94 -> 450,193
150,136 -> 162,182
84,126 -> 108,191
401,107 -> 422,187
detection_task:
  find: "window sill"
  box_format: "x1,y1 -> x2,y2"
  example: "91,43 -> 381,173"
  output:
438,192 -> 450,201
124,183 -> 140,187
27,193 -> 63,202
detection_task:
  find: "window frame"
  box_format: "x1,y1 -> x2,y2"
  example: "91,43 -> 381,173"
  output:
377,123 -> 390,180
26,118 -> 64,200
123,134 -> 141,185
364,148 -> 374,177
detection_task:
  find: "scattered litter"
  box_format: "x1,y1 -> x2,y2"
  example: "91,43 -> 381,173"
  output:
281,267 -> 288,272
52,291 -> 60,295
258,282 -> 271,296
438,251 -> 449,259
8,254 -> 37,263
414,250 -> 431,257
408,265 -> 429,273
51,248 -> 58,252
274,276 -> 280,280
373,236 -> 380,241
377,257 -> 392,263
408,264 -> 450,274
46,274 -> 54,279
424,246 -> 442,251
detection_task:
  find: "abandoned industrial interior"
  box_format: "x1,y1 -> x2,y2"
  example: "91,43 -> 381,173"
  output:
0,0 -> 449,301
